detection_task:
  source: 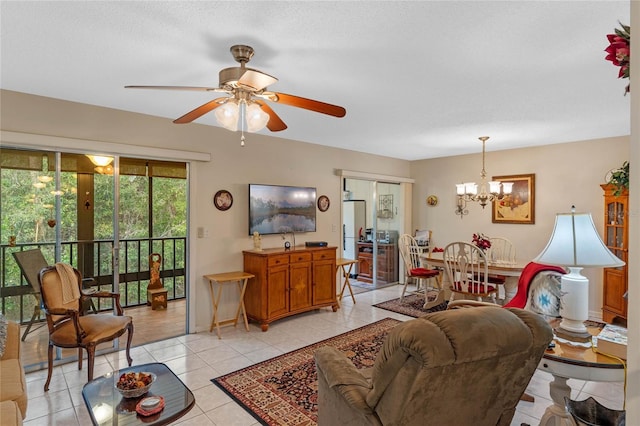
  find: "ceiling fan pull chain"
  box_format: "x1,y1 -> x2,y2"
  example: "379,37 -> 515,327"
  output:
240,101 -> 246,147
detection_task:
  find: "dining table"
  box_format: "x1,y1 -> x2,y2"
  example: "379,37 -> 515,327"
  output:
421,251 -> 527,303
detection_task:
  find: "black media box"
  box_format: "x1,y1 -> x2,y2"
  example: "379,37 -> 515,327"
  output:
305,241 -> 328,247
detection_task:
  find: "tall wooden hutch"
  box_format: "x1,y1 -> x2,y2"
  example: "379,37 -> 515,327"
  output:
600,184 -> 628,325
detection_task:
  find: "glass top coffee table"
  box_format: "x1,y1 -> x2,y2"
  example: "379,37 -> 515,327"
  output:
82,362 -> 195,425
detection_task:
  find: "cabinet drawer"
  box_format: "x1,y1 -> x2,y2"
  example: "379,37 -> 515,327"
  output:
268,254 -> 290,267
313,250 -> 334,261
290,252 -> 312,263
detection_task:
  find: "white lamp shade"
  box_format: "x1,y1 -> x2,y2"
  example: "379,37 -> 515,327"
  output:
214,101 -> 239,131
534,210 -> 625,267
456,184 -> 465,195
501,182 -> 513,194
246,103 -> 269,132
488,181 -> 501,194
464,182 -> 477,195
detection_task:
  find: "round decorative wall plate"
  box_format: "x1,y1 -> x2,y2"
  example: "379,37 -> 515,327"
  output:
317,195 -> 330,212
426,195 -> 438,206
214,190 -> 233,211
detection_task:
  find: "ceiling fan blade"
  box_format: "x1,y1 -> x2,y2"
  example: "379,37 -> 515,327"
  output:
125,85 -> 224,92
237,69 -> 278,91
173,97 -> 228,124
272,92 -> 346,118
255,100 -> 287,132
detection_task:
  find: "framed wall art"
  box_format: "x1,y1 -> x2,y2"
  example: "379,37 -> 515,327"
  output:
491,173 -> 535,224
214,190 -> 233,211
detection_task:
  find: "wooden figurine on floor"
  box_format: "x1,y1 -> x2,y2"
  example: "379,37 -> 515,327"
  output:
147,253 -> 168,310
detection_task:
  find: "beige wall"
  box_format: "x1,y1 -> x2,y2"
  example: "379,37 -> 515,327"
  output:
0,89 -> 410,333
2,89 -> 629,326
410,136 -> 629,320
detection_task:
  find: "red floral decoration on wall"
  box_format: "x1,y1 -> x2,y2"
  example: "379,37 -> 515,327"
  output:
605,22 -> 631,95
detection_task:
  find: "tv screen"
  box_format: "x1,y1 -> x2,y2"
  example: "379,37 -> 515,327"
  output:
249,184 -> 317,235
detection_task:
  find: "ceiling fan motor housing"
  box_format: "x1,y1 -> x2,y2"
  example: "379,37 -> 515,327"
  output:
219,67 -> 245,89
230,45 -> 254,63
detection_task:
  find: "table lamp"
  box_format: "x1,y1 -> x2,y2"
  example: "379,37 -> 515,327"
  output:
533,206 -> 625,342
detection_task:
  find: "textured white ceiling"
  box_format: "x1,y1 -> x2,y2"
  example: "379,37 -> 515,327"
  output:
0,1 -> 631,160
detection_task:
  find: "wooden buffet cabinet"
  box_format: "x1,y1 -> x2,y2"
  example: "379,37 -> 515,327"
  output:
243,246 -> 338,331
601,184 -> 628,325
356,242 -> 398,284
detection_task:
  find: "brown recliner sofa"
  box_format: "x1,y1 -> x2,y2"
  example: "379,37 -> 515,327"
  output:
315,306 -> 552,426
1,320 -> 28,425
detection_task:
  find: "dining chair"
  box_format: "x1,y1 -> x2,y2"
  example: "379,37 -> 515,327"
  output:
443,241 -> 497,303
487,237 -> 516,265
480,237 -> 516,297
38,263 -> 133,391
398,234 -> 442,308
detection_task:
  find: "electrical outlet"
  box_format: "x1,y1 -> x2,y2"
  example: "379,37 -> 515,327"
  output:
332,224 -> 337,232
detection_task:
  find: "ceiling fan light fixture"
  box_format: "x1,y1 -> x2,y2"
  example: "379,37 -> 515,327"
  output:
215,101 -> 240,131
246,103 -> 269,132
86,155 -> 113,167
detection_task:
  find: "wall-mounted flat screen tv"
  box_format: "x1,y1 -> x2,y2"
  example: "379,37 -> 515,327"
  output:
249,184 -> 317,235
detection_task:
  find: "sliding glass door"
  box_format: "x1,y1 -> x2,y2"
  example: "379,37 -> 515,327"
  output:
343,178 -> 405,288
1,147 -> 188,370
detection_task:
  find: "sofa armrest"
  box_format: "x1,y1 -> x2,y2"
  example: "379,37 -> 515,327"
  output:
1,321 -> 21,361
315,346 -> 374,415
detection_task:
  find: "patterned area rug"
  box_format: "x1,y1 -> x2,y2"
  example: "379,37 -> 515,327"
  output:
373,293 -> 448,318
211,318 -> 401,425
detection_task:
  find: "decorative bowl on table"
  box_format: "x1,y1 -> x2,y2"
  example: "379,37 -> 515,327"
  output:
115,371 -> 156,398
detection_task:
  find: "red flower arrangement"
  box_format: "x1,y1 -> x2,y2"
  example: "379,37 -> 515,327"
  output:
472,233 -> 491,251
605,22 -> 631,95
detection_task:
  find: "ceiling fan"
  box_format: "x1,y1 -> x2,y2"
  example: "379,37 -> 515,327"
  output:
125,45 -> 346,133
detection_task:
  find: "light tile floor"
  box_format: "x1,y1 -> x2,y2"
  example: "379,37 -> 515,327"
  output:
22,285 -> 625,425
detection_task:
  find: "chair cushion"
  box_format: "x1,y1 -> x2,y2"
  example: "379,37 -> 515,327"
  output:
487,274 -> 506,285
0,359 -> 27,417
452,281 -> 496,294
409,268 -> 439,278
0,400 -> 23,426
471,273 -> 505,285
50,315 -> 132,346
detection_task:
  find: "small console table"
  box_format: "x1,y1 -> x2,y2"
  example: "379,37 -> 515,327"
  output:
203,271 -> 254,339
336,257 -> 358,305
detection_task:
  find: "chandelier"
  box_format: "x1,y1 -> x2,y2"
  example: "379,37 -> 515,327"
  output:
455,136 -> 513,209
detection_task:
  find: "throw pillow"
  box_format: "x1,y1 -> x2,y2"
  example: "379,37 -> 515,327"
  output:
0,313 -> 8,358
526,271 -> 563,317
